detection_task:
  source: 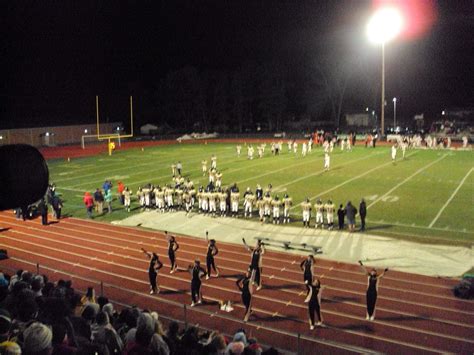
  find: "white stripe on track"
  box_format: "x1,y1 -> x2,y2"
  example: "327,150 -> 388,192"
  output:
428,167 -> 474,228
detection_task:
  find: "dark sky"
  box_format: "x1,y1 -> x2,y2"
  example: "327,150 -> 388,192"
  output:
1,0 -> 473,129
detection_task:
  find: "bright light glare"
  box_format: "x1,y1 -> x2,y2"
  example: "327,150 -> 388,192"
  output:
367,7 -> 403,44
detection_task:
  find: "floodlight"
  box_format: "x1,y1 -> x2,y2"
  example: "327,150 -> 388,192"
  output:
367,7 -> 403,44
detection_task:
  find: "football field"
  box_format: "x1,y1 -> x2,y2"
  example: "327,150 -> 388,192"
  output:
47,142 -> 474,245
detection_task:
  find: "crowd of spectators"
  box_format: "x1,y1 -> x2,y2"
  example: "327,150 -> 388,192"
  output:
0,269 -> 278,355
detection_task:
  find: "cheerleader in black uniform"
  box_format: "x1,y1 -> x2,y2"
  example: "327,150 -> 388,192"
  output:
141,248 -> 163,294
165,231 -> 179,273
236,269 -> 254,322
188,259 -> 207,306
300,255 -> 315,294
359,260 -> 388,321
305,278 -> 323,329
205,231 -> 220,280
243,238 -> 265,291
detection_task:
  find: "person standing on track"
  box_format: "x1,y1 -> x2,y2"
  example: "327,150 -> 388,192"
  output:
359,199 -> 367,232
305,278 -> 323,329
359,260 -> 388,321
243,238 -> 265,291
83,192 -> 94,219
165,231 -> 179,273
205,231 -> 220,279
236,268 -> 254,322
141,248 -> 163,294
188,259 -> 207,307
300,255 -> 315,294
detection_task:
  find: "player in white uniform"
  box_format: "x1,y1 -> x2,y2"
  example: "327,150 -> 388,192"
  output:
324,153 -> 330,171
323,140 -> 329,153
340,138 -> 345,151
308,138 -> 313,153
231,191 -> 240,217
287,140 -> 292,152
201,190 -> 209,214
401,141 -> 407,159
330,138 -> 335,153
271,196 -> 282,224
282,194 -> 292,224
211,155 -> 217,169
257,146 -> 263,158
314,198 -> 324,229
244,190 -> 256,218
236,145 -> 242,157
391,144 -> 397,162
123,187 -> 132,212
324,199 -> 335,230
301,198 -> 312,228
462,136 -> 468,148
293,141 -> 298,154
208,189 -> 217,216
302,143 -> 307,157
263,193 -> 272,223
201,160 -> 208,177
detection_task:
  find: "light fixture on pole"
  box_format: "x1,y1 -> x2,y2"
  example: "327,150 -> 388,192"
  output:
393,97 -> 397,130
367,7 -> 403,138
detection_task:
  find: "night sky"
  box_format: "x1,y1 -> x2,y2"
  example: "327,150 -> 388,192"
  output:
1,0 -> 473,129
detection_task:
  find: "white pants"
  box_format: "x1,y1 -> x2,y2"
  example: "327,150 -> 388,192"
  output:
316,212 -> 323,224
245,203 -> 252,214
259,208 -> 264,219
216,180 -> 222,188
202,200 -> 209,211
284,208 -> 290,217
326,213 -> 334,224
303,211 -> 310,222
209,201 -> 216,212
145,195 -> 150,206
140,196 -> 145,206
124,197 -> 131,207
198,198 -> 202,209
167,196 -> 174,207
220,201 -> 226,212
157,198 -> 164,209
232,201 -> 239,212
273,207 -> 280,218
264,206 -> 271,216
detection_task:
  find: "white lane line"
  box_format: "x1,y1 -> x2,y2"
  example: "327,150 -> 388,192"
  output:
291,151 -> 418,209
428,167 -> 474,228
367,154 -> 448,209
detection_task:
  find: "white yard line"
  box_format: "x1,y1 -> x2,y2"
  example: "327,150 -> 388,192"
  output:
291,151 -> 418,210
367,154 -> 448,209
428,167 -> 474,228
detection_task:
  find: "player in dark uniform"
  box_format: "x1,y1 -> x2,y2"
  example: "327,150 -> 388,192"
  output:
205,231 -> 220,279
141,248 -> 163,294
300,255 -> 315,294
243,238 -> 265,291
305,278 -> 323,329
165,231 -> 179,273
359,260 -> 388,321
188,259 -> 207,306
236,269 -> 254,322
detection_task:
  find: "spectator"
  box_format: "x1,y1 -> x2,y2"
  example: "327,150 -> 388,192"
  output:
345,201 -> 357,233
93,189 -> 104,215
22,322 -> 53,355
51,195 -> 63,220
359,199 -> 367,231
164,321 -> 180,354
104,189 -> 113,214
83,192 -> 94,219
91,311 -> 124,354
337,204 -> 345,230
117,181 -> 125,205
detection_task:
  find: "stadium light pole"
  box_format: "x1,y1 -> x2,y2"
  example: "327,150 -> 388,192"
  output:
367,7 -> 403,138
393,97 -> 397,129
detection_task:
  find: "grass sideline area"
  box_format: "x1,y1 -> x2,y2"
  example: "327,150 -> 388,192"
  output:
47,142 -> 474,246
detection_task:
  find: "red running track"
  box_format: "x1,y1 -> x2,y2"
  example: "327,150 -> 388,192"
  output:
0,212 -> 473,354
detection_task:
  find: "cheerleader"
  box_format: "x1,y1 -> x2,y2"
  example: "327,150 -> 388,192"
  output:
141,248 -> 163,294
205,231 -> 220,279
165,231 -> 179,273
188,259 -> 207,306
305,278 -> 323,329
359,261 -> 388,321
243,238 -> 265,291
236,269 -> 253,322
300,255 -> 315,293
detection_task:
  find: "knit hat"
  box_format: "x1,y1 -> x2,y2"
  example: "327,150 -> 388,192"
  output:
23,322 -> 52,353
233,331 -> 247,345
0,341 -> 22,355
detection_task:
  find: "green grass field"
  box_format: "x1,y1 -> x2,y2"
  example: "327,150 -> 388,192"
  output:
48,142 -> 474,246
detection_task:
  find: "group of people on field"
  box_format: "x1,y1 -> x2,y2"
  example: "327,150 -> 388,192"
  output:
142,232 -> 388,329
